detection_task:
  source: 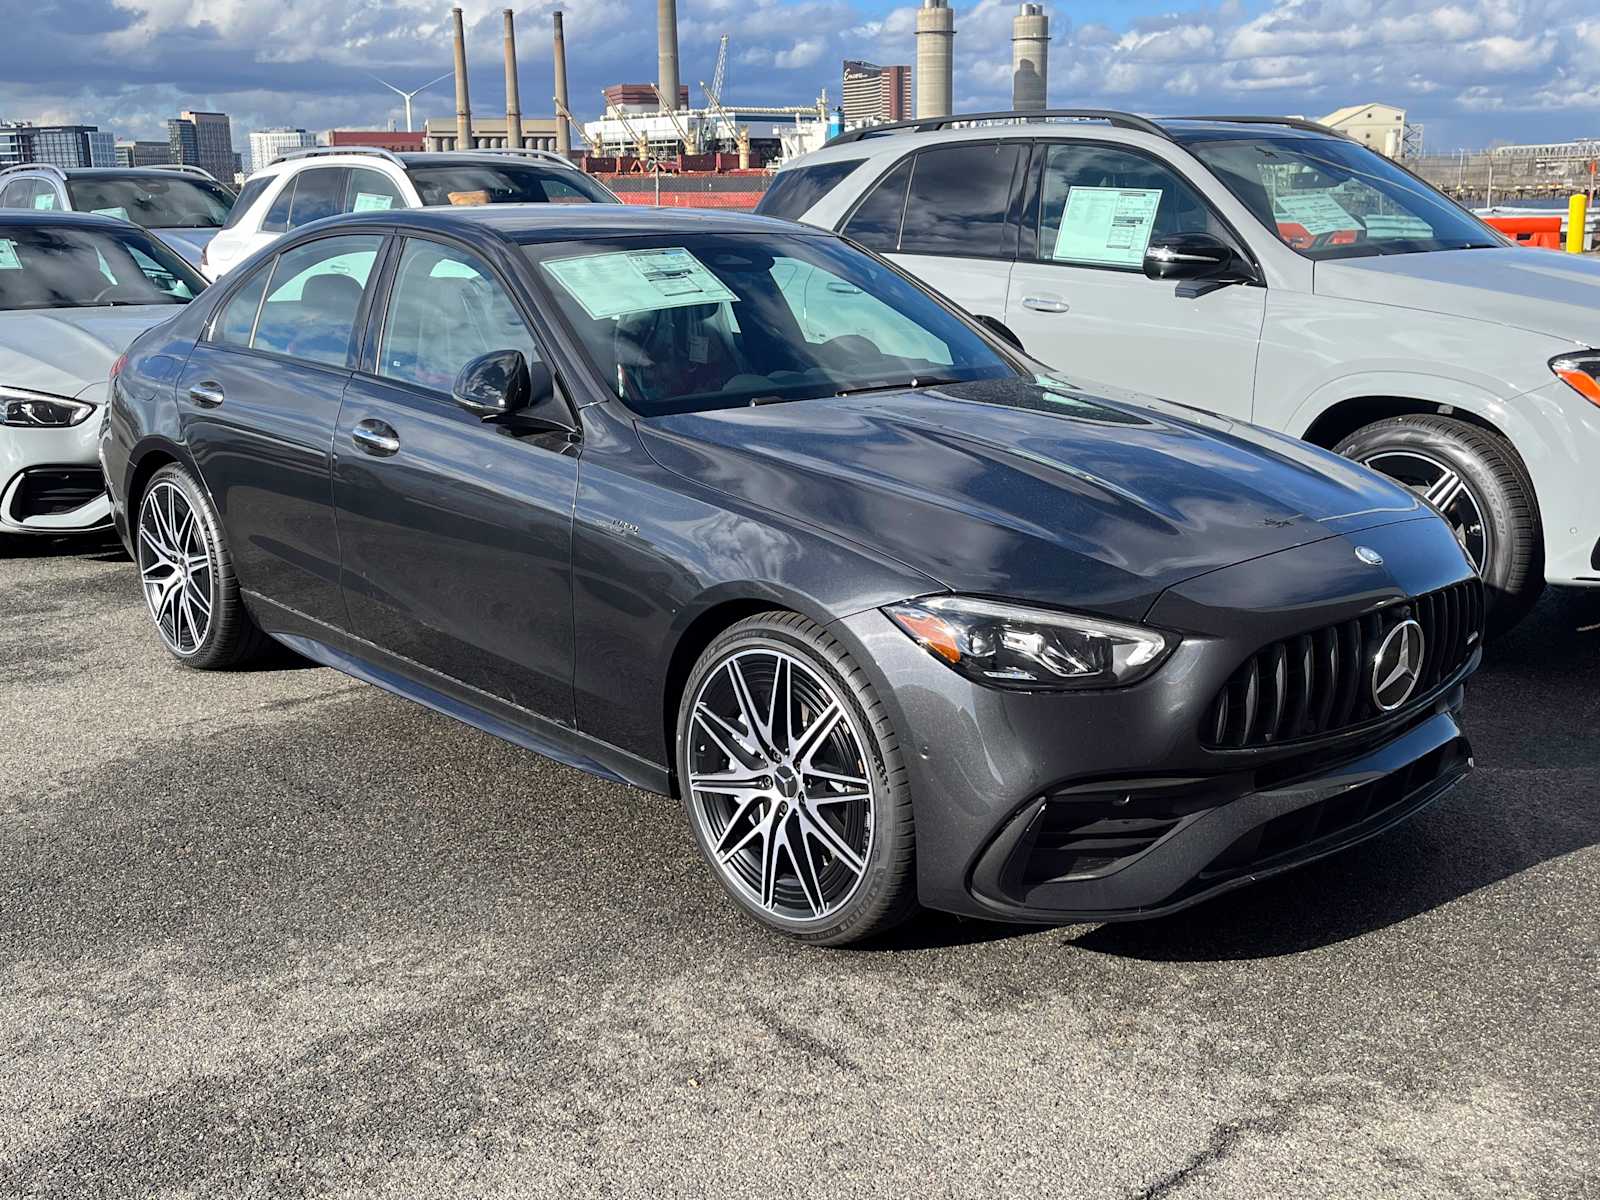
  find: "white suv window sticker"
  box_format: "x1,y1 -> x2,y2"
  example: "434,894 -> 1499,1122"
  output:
543,247 -> 738,320
1272,192 -> 1361,236
1052,187 -> 1162,267
92,206 -> 130,219
352,192 -> 395,212
0,239 -> 20,269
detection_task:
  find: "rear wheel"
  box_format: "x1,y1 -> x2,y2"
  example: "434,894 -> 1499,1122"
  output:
676,612 -> 918,946
136,463 -> 272,669
1337,414 -> 1544,637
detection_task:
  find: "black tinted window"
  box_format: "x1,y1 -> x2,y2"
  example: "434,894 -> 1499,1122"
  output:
220,177 -> 270,231
214,266 -> 268,345
755,159 -> 865,222
262,177 -> 295,233
65,175 -> 233,229
899,143 -> 1021,258
842,158 -> 911,252
287,168 -> 348,229
1036,144 -> 1226,268
249,235 -> 381,367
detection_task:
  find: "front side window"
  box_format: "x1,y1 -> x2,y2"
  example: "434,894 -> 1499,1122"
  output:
755,159 -> 866,223
65,175 -> 233,229
286,168 -> 348,230
406,162 -> 615,207
29,182 -> 61,211
213,266 -> 269,346
249,234 -> 381,367
1036,143 -> 1229,270
347,168 -> 406,214
379,239 -> 540,393
1183,134 -> 1502,259
899,143 -> 1022,258
0,223 -> 206,311
530,232 -> 1015,417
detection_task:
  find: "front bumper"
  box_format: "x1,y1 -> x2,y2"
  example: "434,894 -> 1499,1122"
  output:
831,515 -> 1480,923
0,420 -> 110,535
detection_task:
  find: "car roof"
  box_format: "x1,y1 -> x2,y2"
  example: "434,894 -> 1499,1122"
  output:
0,209 -> 136,229
331,204 -> 824,243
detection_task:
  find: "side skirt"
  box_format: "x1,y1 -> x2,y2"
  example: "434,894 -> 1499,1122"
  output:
246,592 -> 672,796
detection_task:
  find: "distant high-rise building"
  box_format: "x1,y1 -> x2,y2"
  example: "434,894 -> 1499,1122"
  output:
24,125 -> 115,168
842,61 -> 912,126
115,140 -> 172,167
247,127 -> 316,174
168,110 -> 234,181
0,121 -> 34,168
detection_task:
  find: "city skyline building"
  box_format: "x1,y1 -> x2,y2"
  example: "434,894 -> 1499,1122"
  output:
247,126 -> 316,173
842,60 -> 911,126
168,110 -> 235,181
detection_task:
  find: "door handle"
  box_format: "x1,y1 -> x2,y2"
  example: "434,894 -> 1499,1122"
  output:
1021,296 -> 1071,314
351,419 -> 400,458
188,381 -> 225,408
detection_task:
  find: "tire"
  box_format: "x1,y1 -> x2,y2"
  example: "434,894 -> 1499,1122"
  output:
134,463 -> 273,669
675,611 -> 919,946
1336,414 -> 1544,637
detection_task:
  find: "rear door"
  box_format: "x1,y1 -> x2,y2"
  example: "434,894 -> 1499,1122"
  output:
176,232 -> 385,627
1005,141 -> 1265,415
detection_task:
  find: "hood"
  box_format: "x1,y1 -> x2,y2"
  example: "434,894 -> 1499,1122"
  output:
0,306 -> 181,398
1315,248 -> 1600,346
150,228 -> 216,267
637,378 -> 1430,620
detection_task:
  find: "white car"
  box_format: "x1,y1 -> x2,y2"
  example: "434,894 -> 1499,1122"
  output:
0,163 -> 235,269
204,147 -> 620,280
763,110 -> 1600,633
0,211 -> 205,547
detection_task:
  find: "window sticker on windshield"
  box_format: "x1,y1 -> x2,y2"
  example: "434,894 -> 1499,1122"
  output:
1362,213 -> 1433,239
0,239 -> 20,270
543,247 -> 739,321
1272,192 -> 1361,236
1052,187 -> 1162,267
352,192 -> 394,212
92,206 -> 130,220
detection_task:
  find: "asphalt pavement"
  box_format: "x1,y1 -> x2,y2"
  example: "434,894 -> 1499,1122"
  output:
2,537 -> 1597,1198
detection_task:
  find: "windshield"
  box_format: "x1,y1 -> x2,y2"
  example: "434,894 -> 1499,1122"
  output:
0,224 -> 206,310
65,174 -> 235,230
407,162 -> 616,207
528,232 -> 1017,417
1182,135 -> 1502,259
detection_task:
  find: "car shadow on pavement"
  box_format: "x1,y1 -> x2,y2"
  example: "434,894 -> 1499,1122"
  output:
876,586 -> 1600,960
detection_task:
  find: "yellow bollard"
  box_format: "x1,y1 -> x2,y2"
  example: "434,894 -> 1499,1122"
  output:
1567,193 -> 1587,253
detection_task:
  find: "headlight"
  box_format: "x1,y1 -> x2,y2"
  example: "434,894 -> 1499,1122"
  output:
1,386 -> 95,428
883,595 -> 1174,691
1549,352 -> 1600,408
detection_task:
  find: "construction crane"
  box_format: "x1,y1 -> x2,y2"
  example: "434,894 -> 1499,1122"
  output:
651,83 -> 701,155
699,78 -> 750,170
710,34 -> 729,108
601,90 -> 653,164
551,96 -> 593,150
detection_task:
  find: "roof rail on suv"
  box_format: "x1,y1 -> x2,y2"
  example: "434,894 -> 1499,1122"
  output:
826,109 -> 1174,147
271,145 -> 407,169
453,147 -> 580,169
1167,114 -> 1350,139
0,162 -> 69,181
152,163 -> 221,182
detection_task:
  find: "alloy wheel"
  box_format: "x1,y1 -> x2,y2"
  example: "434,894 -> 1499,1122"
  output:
686,648 -> 876,923
137,479 -> 216,656
1363,449 -> 1488,571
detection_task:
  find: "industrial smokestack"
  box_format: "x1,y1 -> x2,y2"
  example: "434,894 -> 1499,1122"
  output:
553,10 -> 572,155
915,0 -> 955,120
503,9 -> 523,149
1012,4 -> 1048,112
451,6 -> 474,149
657,0 -> 680,111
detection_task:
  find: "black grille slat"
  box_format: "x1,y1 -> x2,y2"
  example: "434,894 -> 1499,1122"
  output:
1201,579 -> 1483,750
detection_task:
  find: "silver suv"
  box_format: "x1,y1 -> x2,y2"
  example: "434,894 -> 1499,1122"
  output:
763,110 -> 1600,633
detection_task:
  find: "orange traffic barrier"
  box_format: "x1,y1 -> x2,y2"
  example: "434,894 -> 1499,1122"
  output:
1482,215 -> 1563,250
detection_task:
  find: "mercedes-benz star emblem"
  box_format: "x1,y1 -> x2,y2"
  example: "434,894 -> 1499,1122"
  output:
1355,546 -> 1385,566
1371,619 -> 1425,711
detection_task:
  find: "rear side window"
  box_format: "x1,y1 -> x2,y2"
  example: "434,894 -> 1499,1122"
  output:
262,177 -> 296,233
248,234 -> 382,367
287,168 -> 348,229
755,159 -> 865,222
1,180 -> 33,208
898,143 -> 1022,258
220,177 -> 271,231
347,168 -> 406,213
842,158 -> 912,252
214,267 -> 269,346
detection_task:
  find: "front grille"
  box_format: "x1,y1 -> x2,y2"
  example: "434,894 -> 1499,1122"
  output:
9,467 -> 106,520
1203,578 -> 1482,750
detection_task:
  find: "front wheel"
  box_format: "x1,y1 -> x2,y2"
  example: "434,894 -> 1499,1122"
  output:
676,612 -> 918,946
1336,414 -> 1544,637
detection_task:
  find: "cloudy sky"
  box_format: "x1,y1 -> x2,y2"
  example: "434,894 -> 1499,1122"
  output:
4,0 -> 1599,152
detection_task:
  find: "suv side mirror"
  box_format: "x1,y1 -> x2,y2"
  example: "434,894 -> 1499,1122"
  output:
452,350 -> 576,436
1142,233 -> 1247,282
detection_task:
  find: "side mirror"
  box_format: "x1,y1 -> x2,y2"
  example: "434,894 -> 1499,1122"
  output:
973,314 -> 1025,352
452,350 -> 575,436
1142,233 -> 1248,283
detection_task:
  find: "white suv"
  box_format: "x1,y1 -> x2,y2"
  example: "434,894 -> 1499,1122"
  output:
763,110 -> 1600,633
204,147 -> 619,280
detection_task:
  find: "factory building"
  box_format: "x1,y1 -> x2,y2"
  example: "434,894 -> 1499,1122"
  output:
843,61 -> 911,126
604,84 -> 690,112
325,130 -> 427,153
424,115 -> 564,152
1320,103 -> 1408,158
1012,4 -> 1049,112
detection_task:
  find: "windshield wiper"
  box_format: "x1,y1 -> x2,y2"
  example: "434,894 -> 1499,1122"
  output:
833,376 -> 964,398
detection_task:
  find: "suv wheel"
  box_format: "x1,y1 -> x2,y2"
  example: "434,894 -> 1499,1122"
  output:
136,463 -> 272,669
676,612 -> 918,945
1336,414 -> 1544,636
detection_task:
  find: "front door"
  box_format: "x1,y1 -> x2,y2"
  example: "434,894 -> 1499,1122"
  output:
1005,141 -> 1265,418
333,235 -> 578,722
178,232 -> 384,627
